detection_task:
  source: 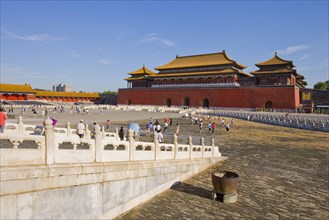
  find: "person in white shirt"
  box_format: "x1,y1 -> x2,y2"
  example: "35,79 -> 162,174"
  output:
158,132 -> 163,143
77,120 -> 85,138
225,123 -> 230,133
156,124 -> 161,133
163,122 -> 168,134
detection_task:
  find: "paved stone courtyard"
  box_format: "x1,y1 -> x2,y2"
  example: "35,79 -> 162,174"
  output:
115,117 -> 329,220
5,108 -> 329,219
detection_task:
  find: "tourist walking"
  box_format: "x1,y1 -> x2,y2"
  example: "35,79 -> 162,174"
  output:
169,118 -> 173,126
77,120 -> 85,138
106,120 -> 111,130
211,122 -> 216,133
119,126 -> 125,141
145,122 -> 151,137
231,119 -> 234,126
0,107 -> 7,133
225,123 -> 230,133
92,122 -> 97,138
157,131 -> 164,143
199,121 -> 203,133
208,122 -> 212,133
156,124 -> 161,133
163,122 -> 168,134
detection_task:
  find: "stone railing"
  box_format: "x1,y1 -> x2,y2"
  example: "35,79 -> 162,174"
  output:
192,109 -> 329,132
1,117 -> 221,166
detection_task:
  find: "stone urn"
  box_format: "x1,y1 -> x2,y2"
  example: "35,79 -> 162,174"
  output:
211,170 -> 239,203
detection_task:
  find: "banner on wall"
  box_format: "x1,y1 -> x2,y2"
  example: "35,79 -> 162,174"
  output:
301,90 -> 311,102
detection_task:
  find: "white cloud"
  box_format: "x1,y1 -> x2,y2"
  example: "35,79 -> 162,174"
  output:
140,33 -> 174,47
2,29 -> 63,42
115,30 -> 136,42
69,50 -> 80,58
299,54 -> 310,60
277,45 -> 310,55
100,59 -> 110,65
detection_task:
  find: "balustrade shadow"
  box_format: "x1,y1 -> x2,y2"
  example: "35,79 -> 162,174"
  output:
170,182 -> 212,200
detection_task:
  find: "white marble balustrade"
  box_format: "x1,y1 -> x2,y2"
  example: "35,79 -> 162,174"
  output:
0,117 -> 221,166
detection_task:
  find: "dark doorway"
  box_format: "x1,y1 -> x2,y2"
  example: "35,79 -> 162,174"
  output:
183,97 -> 190,106
265,101 -> 273,109
166,98 -> 172,107
128,99 -> 131,105
202,98 -> 209,108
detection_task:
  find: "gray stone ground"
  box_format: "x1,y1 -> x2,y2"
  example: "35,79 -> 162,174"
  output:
114,118 -> 329,220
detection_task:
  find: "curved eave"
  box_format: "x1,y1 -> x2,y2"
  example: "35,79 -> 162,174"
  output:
35,91 -> 99,98
152,68 -> 249,78
155,51 -> 246,70
155,57 -> 179,70
124,76 -> 149,81
250,69 -> 296,75
255,54 -> 293,67
236,62 -> 248,69
128,66 -> 156,75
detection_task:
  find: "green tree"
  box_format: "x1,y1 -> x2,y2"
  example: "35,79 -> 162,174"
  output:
100,91 -> 117,95
313,80 -> 329,90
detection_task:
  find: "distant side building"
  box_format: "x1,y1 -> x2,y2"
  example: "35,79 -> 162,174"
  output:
53,84 -> 72,92
0,83 -> 99,103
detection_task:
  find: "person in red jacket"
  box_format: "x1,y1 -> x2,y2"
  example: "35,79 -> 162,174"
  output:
211,122 -> 216,133
0,107 -> 7,133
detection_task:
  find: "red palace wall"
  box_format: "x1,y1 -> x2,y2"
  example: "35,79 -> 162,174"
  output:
118,86 -> 300,110
0,94 -> 36,101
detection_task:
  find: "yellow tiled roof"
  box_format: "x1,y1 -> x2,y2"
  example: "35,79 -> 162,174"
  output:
250,68 -> 296,75
155,51 -> 247,70
0,83 -> 35,93
35,91 -> 99,98
256,52 -> 293,66
152,68 -> 248,78
128,65 -> 156,75
124,76 -> 147,81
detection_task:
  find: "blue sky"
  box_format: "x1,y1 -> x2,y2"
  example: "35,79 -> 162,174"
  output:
1,0 -> 328,92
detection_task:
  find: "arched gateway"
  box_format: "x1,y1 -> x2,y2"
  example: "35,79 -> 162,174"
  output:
265,101 -> 273,109
183,97 -> 190,106
166,98 -> 172,107
202,98 -> 209,108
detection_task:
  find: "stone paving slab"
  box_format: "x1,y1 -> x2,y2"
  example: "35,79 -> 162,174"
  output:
116,118 -> 329,220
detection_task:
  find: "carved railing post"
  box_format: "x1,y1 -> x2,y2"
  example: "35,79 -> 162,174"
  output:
200,137 -> 205,158
128,128 -> 135,161
211,138 -> 215,157
115,127 -> 119,141
173,134 -> 178,159
188,135 -> 192,159
66,122 -> 71,137
94,124 -> 102,162
101,125 -> 105,139
85,124 -> 91,139
44,117 -> 55,164
154,131 -> 159,160
18,115 -> 24,135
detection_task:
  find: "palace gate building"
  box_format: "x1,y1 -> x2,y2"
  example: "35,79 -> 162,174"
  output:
118,51 -> 305,110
